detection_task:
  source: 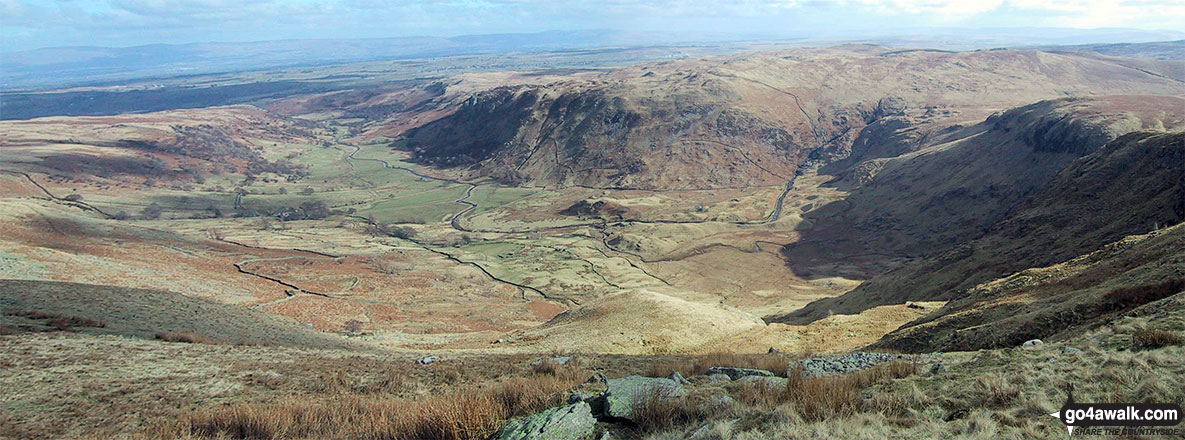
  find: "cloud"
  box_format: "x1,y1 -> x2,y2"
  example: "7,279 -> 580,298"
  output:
2,0 -> 1183,51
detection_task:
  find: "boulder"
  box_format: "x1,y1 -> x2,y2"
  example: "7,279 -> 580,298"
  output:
1021,339 -> 1044,349
602,376 -> 686,420
929,363 -> 947,375
706,367 -> 775,380
667,371 -> 691,385
492,402 -> 596,440
708,373 -> 732,382
415,355 -> 438,365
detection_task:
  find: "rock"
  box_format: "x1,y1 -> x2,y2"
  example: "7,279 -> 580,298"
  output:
708,373 -> 732,382
768,347 -> 780,354
595,430 -> 614,440
875,96 -> 908,117
737,375 -> 788,390
800,352 -> 912,376
569,392 -> 595,404
1062,346 -> 1084,355
707,395 -> 737,413
587,373 -> 608,385
532,356 -> 573,366
602,376 -> 686,420
415,355 -> 438,365
1021,339 -> 1044,349
667,371 -> 690,385
929,363 -> 947,375
706,367 -> 775,380
492,402 -> 596,440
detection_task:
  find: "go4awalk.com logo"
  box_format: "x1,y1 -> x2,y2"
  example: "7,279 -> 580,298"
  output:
1049,388 -> 1182,436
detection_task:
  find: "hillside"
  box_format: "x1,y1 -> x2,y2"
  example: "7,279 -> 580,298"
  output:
873,222 -> 1185,352
0,279 -> 360,349
395,46 -> 1185,189
777,126 -> 1185,324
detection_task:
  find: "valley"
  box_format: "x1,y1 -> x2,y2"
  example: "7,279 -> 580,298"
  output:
2,40 -> 1184,439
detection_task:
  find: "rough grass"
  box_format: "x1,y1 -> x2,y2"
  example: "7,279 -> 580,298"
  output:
181,359 -> 586,440
5,310 -> 106,331
631,389 -> 704,433
1098,279 -> 1185,313
646,353 -> 795,378
1132,328 -> 1184,349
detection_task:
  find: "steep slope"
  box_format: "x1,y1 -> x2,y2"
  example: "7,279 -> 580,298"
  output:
781,96 -> 1185,278
777,127 -> 1185,324
872,222 -> 1185,352
395,45 -> 1185,189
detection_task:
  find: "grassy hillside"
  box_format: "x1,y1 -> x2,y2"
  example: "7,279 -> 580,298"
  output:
0,280 -> 360,349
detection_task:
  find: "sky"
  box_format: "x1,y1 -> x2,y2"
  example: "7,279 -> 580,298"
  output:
2,0 -> 1185,51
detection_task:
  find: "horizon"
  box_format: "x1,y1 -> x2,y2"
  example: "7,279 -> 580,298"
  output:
4,0 -> 1185,52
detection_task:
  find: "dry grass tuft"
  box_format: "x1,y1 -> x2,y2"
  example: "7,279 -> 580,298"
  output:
1132,328 -> 1184,349
731,360 -> 920,422
184,372 -> 578,440
631,388 -> 704,433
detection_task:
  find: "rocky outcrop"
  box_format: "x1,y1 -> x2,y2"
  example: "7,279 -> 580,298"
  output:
492,402 -> 596,440
602,376 -> 686,420
705,367 -> 775,380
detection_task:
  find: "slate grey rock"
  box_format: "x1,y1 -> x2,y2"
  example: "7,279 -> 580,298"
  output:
799,352 -> 925,376
415,355 -> 438,364
569,392 -> 596,404
929,363 -> 947,375
603,376 -> 686,420
707,395 -> 737,413
667,371 -> 691,385
706,367 -> 775,380
1062,346 -> 1084,355
492,402 -> 596,440
708,373 -> 732,382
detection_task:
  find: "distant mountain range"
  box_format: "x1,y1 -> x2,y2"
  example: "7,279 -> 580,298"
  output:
2,27 -> 1183,91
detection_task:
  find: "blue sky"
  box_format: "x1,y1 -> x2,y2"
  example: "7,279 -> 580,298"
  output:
3,0 -> 1185,51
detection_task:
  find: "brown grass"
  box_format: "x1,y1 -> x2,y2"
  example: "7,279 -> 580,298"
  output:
729,360 -> 919,422
631,388 -> 704,433
183,363 -> 582,440
1098,279 -> 1185,313
6,310 -> 106,331
1132,329 -> 1184,349
647,353 -> 793,378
